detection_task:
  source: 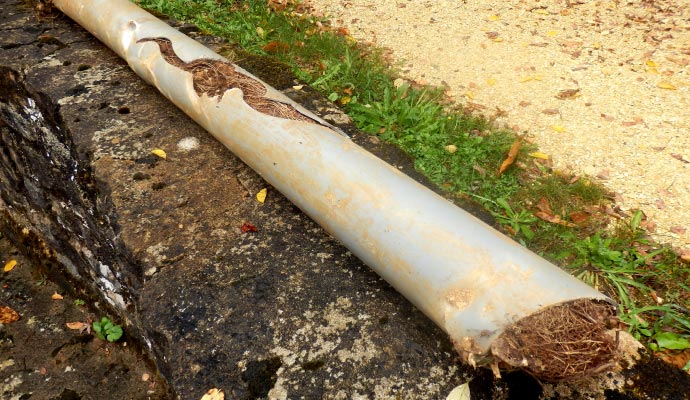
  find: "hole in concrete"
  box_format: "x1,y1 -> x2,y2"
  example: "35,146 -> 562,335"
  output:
117,106 -> 130,114
52,388 -> 81,400
301,359 -> 324,371
152,182 -> 166,190
242,357 -> 282,398
132,172 -> 150,181
77,64 -> 91,71
97,102 -> 109,110
65,85 -> 87,97
62,60 -> 72,66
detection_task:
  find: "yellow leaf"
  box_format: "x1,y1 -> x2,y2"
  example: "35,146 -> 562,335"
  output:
534,9 -> 550,15
546,30 -> 558,37
646,60 -> 658,67
200,388 -> 225,400
487,78 -> 496,86
528,152 -> 550,159
552,125 -> 565,133
646,66 -> 659,74
657,81 -> 677,90
497,137 -> 522,176
593,42 -> 601,49
256,188 -> 267,204
465,91 -> 474,100
492,37 -> 504,43
519,76 -> 533,83
489,15 -> 499,21
256,26 -> 265,39
445,145 -> 458,154
52,292 -> 64,300
151,149 -> 167,159
3,259 -> 17,272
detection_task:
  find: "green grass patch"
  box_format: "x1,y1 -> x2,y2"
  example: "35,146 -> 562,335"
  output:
134,0 -> 690,352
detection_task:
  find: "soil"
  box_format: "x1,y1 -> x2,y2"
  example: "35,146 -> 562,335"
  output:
1,233 -> 170,399
305,0 -> 690,253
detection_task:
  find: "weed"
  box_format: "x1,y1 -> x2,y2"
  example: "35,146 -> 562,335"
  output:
93,317 -> 123,342
74,299 -> 86,306
491,198 -> 536,243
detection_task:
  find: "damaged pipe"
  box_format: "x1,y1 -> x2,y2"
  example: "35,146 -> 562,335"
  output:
51,0 -> 619,379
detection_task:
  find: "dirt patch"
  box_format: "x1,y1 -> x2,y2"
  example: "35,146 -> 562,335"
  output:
1,234 -> 169,399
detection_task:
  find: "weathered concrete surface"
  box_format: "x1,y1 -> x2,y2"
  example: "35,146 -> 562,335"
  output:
2,1 -> 689,399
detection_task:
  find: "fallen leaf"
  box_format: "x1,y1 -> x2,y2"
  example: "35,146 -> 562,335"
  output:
0,305 -> 20,323
528,152 -> 549,159
142,373 -> 150,381
671,153 -> 689,163
200,388 -> 225,400
546,30 -> 558,37
485,31 -> 500,40
556,88 -> 580,99
622,117 -> 644,127
542,108 -> 559,115
600,113 -> 615,122
40,367 -> 47,376
487,78 -> 496,86
497,137 -> 522,176
66,321 -> 85,330
597,169 -> 610,180
533,9 -> 550,15
151,149 -> 167,159
656,199 -> 666,209
256,188 -> 267,203
51,292 -> 64,300
535,198 -> 575,226
240,222 -> 257,233
518,100 -> 531,107
445,144 -> 458,154
552,125 -> 565,133
681,249 -> 690,262
670,226 -> 687,235
646,60 -> 659,67
3,259 -> 17,272
446,382 -> 471,400
262,41 -> 290,53
657,81 -> 677,90
489,15 -> 499,21
569,211 -> 590,224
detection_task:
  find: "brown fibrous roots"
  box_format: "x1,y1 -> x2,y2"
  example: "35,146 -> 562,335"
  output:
490,299 -> 618,381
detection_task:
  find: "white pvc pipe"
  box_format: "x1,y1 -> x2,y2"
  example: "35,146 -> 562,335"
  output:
52,0 -> 616,378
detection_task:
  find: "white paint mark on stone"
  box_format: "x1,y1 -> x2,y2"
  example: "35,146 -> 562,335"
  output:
176,136 -> 200,151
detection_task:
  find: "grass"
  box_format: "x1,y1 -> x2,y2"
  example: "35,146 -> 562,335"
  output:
134,0 -> 689,353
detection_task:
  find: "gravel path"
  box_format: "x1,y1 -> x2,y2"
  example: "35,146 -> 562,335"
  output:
307,0 -> 690,252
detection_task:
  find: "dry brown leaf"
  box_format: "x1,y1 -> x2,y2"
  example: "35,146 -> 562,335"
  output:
600,113 -> 615,122
535,198 -> 575,226
51,292 -> 64,300
542,108 -> 559,115
622,117 -> 644,127
0,305 -> 20,324
671,153 -> 689,163
569,211 -> 590,224
670,226 -> 687,234
66,321 -> 85,330
497,137 -> 521,176
518,100 -> 531,107
556,88 -> 580,99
